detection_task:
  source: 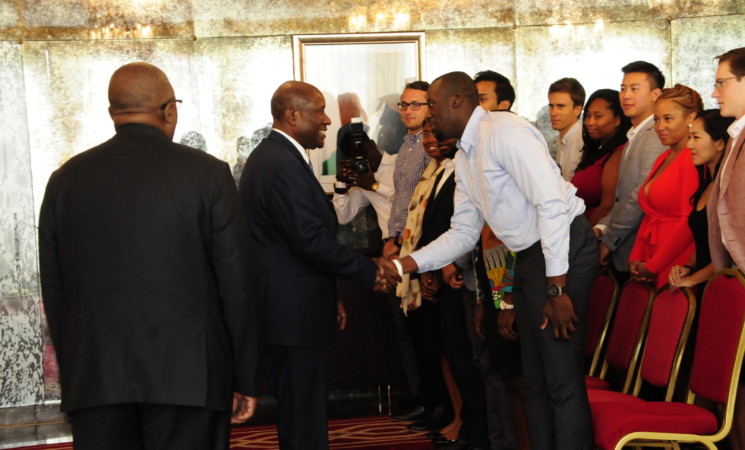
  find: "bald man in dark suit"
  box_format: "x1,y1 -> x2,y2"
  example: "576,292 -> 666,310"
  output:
39,62 -> 258,450
239,81 -> 399,449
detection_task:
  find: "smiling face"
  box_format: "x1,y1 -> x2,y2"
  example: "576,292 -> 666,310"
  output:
653,98 -> 696,152
712,61 -> 745,120
548,92 -> 582,135
422,120 -> 458,162
620,72 -> 661,125
293,89 -> 331,149
687,117 -> 725,168
584,98 -> 621,144
399,87 -> 429,133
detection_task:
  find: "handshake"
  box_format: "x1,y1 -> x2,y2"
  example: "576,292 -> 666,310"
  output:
372,257 -> 404,293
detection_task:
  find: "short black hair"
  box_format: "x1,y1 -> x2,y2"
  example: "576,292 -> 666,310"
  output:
621,61 -> 665,90
405,81 -> 430,93
473,70 -> 516,109
548,77 -> 586,108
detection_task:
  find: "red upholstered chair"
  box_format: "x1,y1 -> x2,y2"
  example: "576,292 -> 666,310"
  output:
588,286 -> 696,405
585,268 -> 621,377
585,281 -> 654,392
591,269 -> 745,450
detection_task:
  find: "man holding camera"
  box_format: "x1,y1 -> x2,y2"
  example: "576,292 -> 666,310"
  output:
333,122 -> 397,239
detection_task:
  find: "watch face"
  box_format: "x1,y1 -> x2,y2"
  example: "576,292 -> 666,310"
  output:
547,285 -> 560,297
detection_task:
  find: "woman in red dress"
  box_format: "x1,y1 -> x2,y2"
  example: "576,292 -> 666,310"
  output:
629,84 -> 703,288
571,89 -> 631,225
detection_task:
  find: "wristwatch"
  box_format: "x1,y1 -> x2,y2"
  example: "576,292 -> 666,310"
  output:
371,181 -> 380,191
547,284 -> 566,298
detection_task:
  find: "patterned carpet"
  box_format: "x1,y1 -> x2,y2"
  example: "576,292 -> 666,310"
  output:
15,416 -> 434,449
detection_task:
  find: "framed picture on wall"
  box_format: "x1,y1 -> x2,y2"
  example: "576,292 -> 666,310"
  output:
293,32 -> 425,193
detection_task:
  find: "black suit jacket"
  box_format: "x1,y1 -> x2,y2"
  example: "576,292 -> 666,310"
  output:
239,130 -> 377,347
39,124 -> 259,413
419,170 -> 457,248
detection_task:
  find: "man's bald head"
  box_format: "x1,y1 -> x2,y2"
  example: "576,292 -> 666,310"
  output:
271,81 -> 319,121
270,80 -> 331,149
426,71 -> 479,141
107,62 -> 178,139
108,62 -> 174,115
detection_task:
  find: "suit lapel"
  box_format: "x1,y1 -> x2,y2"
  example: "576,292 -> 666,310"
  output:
267,131 -> 332,206
719,130 -> 745,200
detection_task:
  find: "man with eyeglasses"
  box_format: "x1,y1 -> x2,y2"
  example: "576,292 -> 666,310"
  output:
709,47 -> 745,272
38,62 -> 259,449
385,81 -> 451,429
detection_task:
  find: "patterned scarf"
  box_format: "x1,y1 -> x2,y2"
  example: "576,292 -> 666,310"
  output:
397,159 -> 445,313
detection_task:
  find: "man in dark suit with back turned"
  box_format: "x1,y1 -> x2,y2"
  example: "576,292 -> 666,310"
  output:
239,80 -> 400,449
39,62 -> 259,450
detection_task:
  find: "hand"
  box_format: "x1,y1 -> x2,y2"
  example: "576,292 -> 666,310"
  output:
668,265 -> 692,291
441,263 -> 464,289
373,257 -> 401,293
473,303 -> 485,340
420,271 -> 441,300
231,393 -> 257,424
629,260 -> 654,282
347,162 -> 377,190
498,305 -> 518,342
337,300 -> 347,330
598,242 -> 610,266
593,227 -> 603,238
540,294 -> 578,340
382,238 -> 400,260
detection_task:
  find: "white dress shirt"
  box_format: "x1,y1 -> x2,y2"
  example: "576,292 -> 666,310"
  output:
333,152 -> 397,237
411,107 -> 586,277
273,128 -> 310,165
555,120 -> 583,181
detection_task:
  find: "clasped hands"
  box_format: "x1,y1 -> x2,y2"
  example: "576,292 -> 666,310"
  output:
373,257 -> 402,293
629,260 -> 654,282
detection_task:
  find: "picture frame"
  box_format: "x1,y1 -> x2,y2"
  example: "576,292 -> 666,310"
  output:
293,32 -> 426,192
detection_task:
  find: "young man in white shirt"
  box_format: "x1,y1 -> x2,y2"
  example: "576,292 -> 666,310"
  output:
396,71 -> 599,450
548,77 -> 585,181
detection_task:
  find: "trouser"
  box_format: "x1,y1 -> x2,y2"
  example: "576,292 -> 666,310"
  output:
263,343 -> 329,450
513,215 -> 599,450
69,403 -> 230,450
439,287 -> 489,448
387,292 -> 421,401
463,289 -> 519,450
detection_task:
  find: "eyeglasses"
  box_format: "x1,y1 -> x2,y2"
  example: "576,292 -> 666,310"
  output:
159,98 -> 183,110
714,76 -> 741,90
397,101 -> 428,111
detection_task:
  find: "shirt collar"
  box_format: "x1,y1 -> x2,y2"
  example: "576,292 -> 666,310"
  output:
403,129 -> 423,143
728,114 -> 745,140
458,106 -> 487,154
273,128 -> 309,164
560,120 -> 582,145
626,114 -> 655,142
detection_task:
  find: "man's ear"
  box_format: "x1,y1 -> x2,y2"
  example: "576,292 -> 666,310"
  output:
451,94 -> 463,108
163,103 -> 177,125
284,108 -> 297,125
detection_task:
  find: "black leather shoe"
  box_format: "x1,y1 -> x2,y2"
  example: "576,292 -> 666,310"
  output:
432,433 -> 454,445
435,439 -> 470,450
391,404 -> 427,421
407,406 -> 452,431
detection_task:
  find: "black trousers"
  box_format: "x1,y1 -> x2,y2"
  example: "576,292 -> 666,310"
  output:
513,215 -> 599,450
438,288 -> 489,448
263,343 -> 328,450
68,403 -> 230,450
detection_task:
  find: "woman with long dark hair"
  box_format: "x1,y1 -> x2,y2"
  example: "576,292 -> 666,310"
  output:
571,89 -> 632,225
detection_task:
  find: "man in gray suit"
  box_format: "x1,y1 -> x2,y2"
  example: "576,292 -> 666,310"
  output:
594,61 -> 667,283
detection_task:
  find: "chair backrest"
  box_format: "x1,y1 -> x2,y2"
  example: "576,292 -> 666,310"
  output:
585,268 -> 621,376
632,286 -> 696,400
689,269 -> 745,404
599,281 -> 654,393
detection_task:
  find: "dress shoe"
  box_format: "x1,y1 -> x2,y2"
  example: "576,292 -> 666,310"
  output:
406,406 -> 452,431
435,439 -> 471,450
391,404 -> 427,421
431,433 -> 455,445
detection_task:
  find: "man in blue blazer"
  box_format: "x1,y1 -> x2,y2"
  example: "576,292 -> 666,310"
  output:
239,81 -> 399,449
